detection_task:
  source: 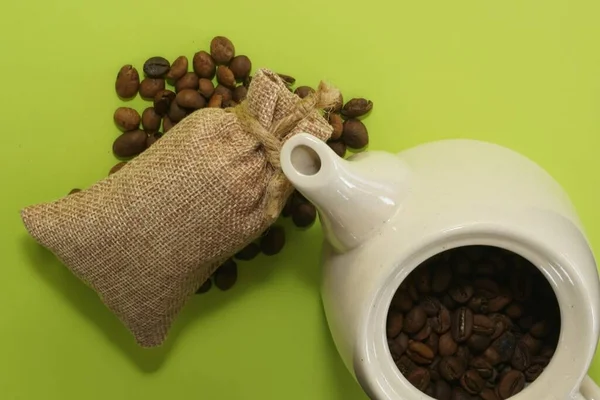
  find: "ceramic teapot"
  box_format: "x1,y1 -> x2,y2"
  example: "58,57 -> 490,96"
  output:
280,134 -> 600,400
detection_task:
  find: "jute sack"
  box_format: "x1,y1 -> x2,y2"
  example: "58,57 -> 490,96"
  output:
21,69 -> 338,347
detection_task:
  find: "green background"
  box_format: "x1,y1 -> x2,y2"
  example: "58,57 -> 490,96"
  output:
0,0 -> 599,399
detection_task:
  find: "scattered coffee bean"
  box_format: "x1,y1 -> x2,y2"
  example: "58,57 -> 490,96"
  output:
235,243 -> 261,261
328,113 -> 344,141
327,140 -> 346,158
332,92 -> 344,113
292,202 -> 317,228
341,98 -> 373,118
139,78 -> 165,99
214,259 -> 237,291
175,72 -> 199,93
229,55 -> 252,81
115,65 -> 140,99
146,132 -> 162,148
142,107 -> 162,132
232,85 -> 248,103
260,226 -> 285,256
196,279 -> 212,294
193,51 -> 216,79
109,162 -> 127,175
216,65 -> 236,89
154,90 -> 176,116
168,100 -> 188,123
69,188 -> 81,195
143,56 -> 170,78
163,116 -> 174,132
295,86 -> 315,99
176,89 -> 206,110
208,94 -> 223,108
342,118 -> 369,149
214,84 -> 233,103
198,78 -> 215,99
277,74 -> 296,86
165,56 -> 188,81
210,36 -> 235,65
114,107 -> 141,131
496,370 -> 525,399
113,130 -> 147,158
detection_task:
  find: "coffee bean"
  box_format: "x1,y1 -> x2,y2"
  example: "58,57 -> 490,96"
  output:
175,72 -> 199,93
518,315 -> 534,331
260,226 -> 285,256
139,78 -> 166,99
331,92 -> 344,113
488,290 -> 513,313
391,333 -> 410,358
540,346 -> 554,358
519,334 -> 542,355
451,387 -> 471,400
461,370 -> 485,394
216,65 -> 236,89
510,341 -> 531,371
146,131 -> 162,148
327,140 -> 346,158
468,296 -> 489,314
163,116 -> 174,133
432,263 -> 453,293
421,296 -> 442,316
392,290 -> 413,312
426,332 -> 439,356
439,356 -> 466,381
214,259 -> 237,291
109,162 -> 126,175
387,312 -> 404,338
198,78 -> 215,99
114,107 -> 141,131
407,341 -> 435,364
223,99 -> 238,108
483,347 -> 502,366
341,98 -> 373,118
496,370 -> 525,399
456,345 -> 473,363
404,306 -> 427,334
442,294 -> 458,310
439,331 -> 458,356
425,384 -> 435,398
165,56 -> 188,81
168,100 -> 188,123
113,130 -> 147,158
115,65 -> 140,99
292,202 -> 317,228
429,355 -> 442,380
449,282 -> 475,304
208,94 -> 223,108
432,380 -> 452,400
229,55 -> 252,81
295,86 -> 315,99
407,367 -> 431,391
505,303 -> 524,320
210,36 -> 235,65
470,357 -> 494,380
415,266 -> 432,293
154,90 -> 176,116
196,279 -> 212,294
277,74 -> 296,86
489,313 -> 513,340
143,56 -> 170,78
193,51 -> 216,79
467,334 -> 492,353
232,86 -> 248,103
214,84 -> 233,103
412,322 -> 433,341
474,279 -> 500,299
328,113 -> 344,140
480,388 -> 501,400
176,89 -> 206,110
430,306 -> 452,334
142,107 -> 161,132
396,355 -> 416,375
524,364 -> 544,382
452,307 -> 474,343
473,315 -> 495,336
235,243 -> 260,261
341,119 -> 369,149
491,332 -> 517,363
530,320 -> 549,339
69,188 -> 81,195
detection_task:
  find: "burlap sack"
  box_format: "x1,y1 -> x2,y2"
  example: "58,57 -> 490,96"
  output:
21,69 -> 338,347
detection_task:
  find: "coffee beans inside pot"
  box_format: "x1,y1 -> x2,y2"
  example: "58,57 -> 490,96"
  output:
387,245 -> 560,400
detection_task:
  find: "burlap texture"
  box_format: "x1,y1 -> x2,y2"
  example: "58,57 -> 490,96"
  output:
21,69 -> 336,347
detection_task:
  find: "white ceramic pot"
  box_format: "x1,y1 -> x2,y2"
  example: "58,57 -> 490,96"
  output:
280,134 -> 600,400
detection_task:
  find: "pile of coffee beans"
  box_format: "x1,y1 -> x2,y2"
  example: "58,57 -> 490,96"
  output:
72,35 -> 374,294
387,245 -> 560,400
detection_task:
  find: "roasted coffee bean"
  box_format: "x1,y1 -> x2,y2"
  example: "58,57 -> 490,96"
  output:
412,322 -> 432,341
442,294 -> 458,310
407,367 -> 431,391
505,303 -> 524,320
331,92 -> 344,113
277,74 -> 296,85
146,131 -> 162,148
470,357 -> 494,380
449,282 -> 475,304
214,259 -> 237,291
195,279 -> 212,294
426,332 -> 439,356
229,55 -> 252,81
480,388 -> 501,400
222,99 -> 238,108
421,296 -> 442,316
452,307 -> 474,343
519,334 -> 542,355
429,355 -> 442,380
496,370 -> 525,399
260,226 -> 285,256
510,341 -> 531,371
524,364 -> 544,382
392,333 -> 410,357
165,56 -> 188,81
292,202 -> 317,228
295,86 -> 315,99
327,140 -> 346,158
530,320 -> 549,339
491,332 -> 517,363
341,98 -> 373,118
235,242 -> 260,261
214,84 -> 233,103
433,380 -> 452,400
198,78 -> 215,99
342,119 -> 369,149
488,290 -> 513,313
69,188 -> 81,195
387,312 -> 404,338
328,113 -> 344,140
109,162 -> 126,175
114,107 -> 141,131
425,384 -> 435,398
154,90 -> 176,116
143,56 -> 170,78
468,296 -> 489,314
451,252 -> 471,275
113,130 -> 147,158
467,334 -> 492,353
415,267 -> 432,293
115,65 -> 140,98
216,65 -> 236,89
210,36 -> 235,65
407,280 -> 420,302
461,370 -> 485,394
232,85 -> 248,103
518,315 -> 534,331
530,356 -> 550,367
175,72 -> 199,93
473,315 -> 495,336
407,341 -> 435,364
474,279 -> 500,299
540,346 -> 555,358
208,94 -> 223,108
432,263 -> 453,293
396,355 -> 416,375
451,387 -> 471,400
139,78 -> 165,99
439,331 -> 458,356
142,107 -> 161,132
404,306 -> 427,334
176,89 -> 206,109
193,51 -> 216,79
483,347 -> 501,366
489,313 -> 513,340
456,345 -> 472,363
168,100 -> 188,123
439,356 -> 466,381
163,116 -> 174,132
392,290 -> 413,312
430,307 -> 452,334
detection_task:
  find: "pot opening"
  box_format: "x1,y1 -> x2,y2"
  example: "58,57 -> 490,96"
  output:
385,245 -> 561,400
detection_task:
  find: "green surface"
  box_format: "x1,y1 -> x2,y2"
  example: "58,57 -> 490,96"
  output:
0,0 -> 599,399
